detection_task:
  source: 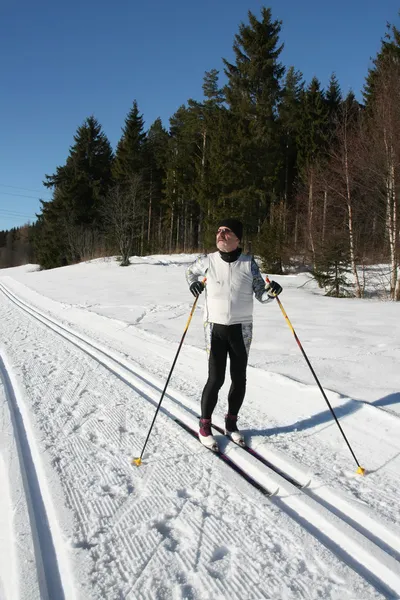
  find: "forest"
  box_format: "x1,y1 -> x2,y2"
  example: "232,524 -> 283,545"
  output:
1,7 -> 400,299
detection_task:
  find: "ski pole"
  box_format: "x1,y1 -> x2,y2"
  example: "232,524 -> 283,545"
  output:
132,279 -> 206,466
266,277 -> 365,475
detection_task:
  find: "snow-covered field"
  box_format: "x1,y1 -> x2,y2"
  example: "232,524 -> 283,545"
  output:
0,254 -> 399,600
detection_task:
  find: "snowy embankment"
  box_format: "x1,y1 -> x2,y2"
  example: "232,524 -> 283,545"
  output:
0,255 -> 399,600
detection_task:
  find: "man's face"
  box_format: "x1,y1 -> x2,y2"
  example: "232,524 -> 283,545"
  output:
216,227 -> 239,252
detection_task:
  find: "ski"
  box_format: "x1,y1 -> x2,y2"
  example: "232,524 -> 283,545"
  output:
173,418 -> 276,496
210,422 -> 305,490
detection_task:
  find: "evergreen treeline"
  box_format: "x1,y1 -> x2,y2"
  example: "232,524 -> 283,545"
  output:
2,7 -> 400,299
0,225 -> 35,268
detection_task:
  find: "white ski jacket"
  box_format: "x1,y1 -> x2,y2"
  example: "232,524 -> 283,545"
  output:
186,251 -> 272,325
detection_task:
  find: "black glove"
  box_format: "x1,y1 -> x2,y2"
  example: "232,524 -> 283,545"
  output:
190,281 -> 205,298
266,280 -> 282,298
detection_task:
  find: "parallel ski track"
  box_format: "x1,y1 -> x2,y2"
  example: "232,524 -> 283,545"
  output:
1,281 -> 400,598
0,353 -> 67,600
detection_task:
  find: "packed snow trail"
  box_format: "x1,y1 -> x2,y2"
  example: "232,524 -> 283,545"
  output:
3,272 -> 400,526
0,352 -> 74,600
0,422 -> 20,600
0,281 -> 399,598
0,378 -> 46,600
3,280 -> 400,525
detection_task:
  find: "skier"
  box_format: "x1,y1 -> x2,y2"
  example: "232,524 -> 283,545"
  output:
186,218 -> 282,451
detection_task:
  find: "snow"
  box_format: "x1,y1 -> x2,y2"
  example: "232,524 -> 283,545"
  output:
0,255 -> 400,599
0,453 -> 18,600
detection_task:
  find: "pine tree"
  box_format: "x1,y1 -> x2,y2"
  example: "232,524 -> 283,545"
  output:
296,77 -> 330,262
38,116 -> 113,268
326,73 -> 342,147
34,192 -> 70,268
185,69 -> 229,247
202,69 -> 224,107
362,19 -> 400,299
297,77 -> 329,172
113,100 -> 146,184
364,22 -> 400,106
312,234 -> 353,297
143,118 -> 169,252
164,105 -> 200,252
223,8 -> 284,118
253,67 -> 304,272
326,73 -> 342,119
44,116 -> 113,226
110,101 -> 148,256
222,7 -> 285,234
278,67 -> 304,201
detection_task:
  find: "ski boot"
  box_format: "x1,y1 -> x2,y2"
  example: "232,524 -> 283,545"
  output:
225,414 -> 245,446
199,418 -> 218,452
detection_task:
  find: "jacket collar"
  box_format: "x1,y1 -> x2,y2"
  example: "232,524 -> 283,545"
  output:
218,247 -> 242,263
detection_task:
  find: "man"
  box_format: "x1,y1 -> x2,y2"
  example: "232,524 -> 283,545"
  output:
186,218 -> 282,451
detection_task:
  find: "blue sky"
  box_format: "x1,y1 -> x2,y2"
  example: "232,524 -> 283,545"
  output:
0,0 -> 398,231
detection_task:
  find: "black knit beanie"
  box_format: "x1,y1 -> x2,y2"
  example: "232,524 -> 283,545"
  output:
218,218 -> 243,241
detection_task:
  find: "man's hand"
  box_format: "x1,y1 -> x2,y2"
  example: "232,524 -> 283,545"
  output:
190,281 -> 205,298
266,280 -> 282,298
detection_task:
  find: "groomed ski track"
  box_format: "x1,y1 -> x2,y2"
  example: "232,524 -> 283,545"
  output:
1,281 -> 400,599
0,349 -> 75,599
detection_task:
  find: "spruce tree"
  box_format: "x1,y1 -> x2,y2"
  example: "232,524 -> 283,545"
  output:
326,72 -> 342,144
222,8 -> 285,234
186,70 -> 228,247
143,118 -> 169,252
364,22 -> 400,107
297,77 -> 329,172
38,116 -> 113,268
113,100 -> 146,184
202,69 -> 224,106
254,67 -> 304,272
326,73 -> 342,118
362,19 -> 400,299
164,105 -> 200,252
34,193 -> 70,269
278,66 -> 304,201
313,234 -> 353,297
44,116 -> 113,226
296,77 -> 330,262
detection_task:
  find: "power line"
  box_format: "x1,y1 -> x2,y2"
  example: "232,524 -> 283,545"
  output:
0,183 -> 51,195
0,209 -> 36,218
0,191 -> 46,200
0,217 -> 36,226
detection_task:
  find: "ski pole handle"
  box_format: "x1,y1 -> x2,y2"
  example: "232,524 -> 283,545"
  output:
266,277 -> 294,335
184,277 -> 207,332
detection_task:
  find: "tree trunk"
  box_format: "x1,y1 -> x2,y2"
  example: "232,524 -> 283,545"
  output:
158,209 -> 163,251
147,170 -> 153,248
169,205 -> 174,254
176,212 -> 180,251
183,203 -> 187,252
383,130 -> 398,299
140,216 -> 144,256
308,170 -> 316,265
344,143 -> 362,297
322,189 -> 327,244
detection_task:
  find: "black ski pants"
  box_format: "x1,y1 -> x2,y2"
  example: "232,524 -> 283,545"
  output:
201,323 -> 250,419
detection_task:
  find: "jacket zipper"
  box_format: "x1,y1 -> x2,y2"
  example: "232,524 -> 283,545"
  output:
227,263 -> 231,323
